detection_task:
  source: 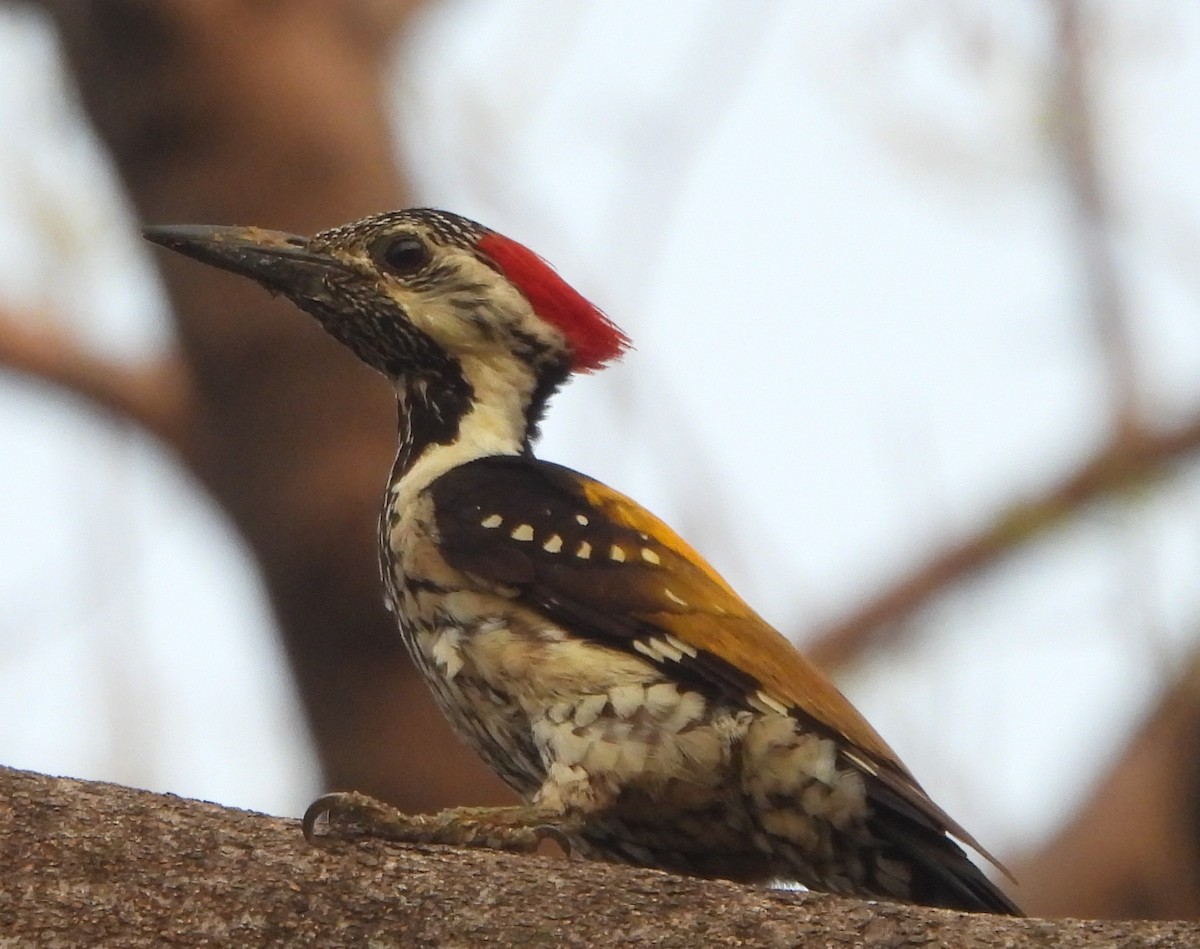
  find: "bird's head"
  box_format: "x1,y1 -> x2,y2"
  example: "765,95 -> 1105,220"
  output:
143,209 -> 629,393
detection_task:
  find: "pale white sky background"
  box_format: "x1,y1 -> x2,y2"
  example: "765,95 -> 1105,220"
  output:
1,0 -> 1199,865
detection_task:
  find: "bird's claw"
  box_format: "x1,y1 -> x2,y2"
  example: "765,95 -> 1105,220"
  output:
532,822 -> 577,858
302,790 -> 391,846
301,793 -> 581,859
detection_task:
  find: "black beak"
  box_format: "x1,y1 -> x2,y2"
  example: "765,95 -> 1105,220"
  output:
142,224 -> 348,293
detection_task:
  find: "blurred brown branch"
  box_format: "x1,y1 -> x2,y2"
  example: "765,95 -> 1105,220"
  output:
809,416 -> 1200,669
1013,656 -> 1200,920
813,2 -> 1200,922
15,0 -> 511,815
808,0 -> 1181,671
1053,0 -> 1140,434
0,305 -> 193,452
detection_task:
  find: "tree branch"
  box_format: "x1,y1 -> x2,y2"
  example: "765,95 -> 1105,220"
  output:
0,305 -> 194,453
0,766 -> 1192,946
805,0 -> 1167,672
1013,655 -> 1200,920
1052,0 -> 1141,435
27,0 -> 514,813
808,418 -> 1200,669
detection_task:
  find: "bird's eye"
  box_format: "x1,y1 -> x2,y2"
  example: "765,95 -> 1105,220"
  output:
373,234 -> 431,276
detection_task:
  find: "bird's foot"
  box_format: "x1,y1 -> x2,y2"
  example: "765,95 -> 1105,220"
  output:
302,791 -> 579,854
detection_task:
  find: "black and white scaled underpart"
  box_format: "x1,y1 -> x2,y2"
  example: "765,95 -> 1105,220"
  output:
143,209 -> 1020,915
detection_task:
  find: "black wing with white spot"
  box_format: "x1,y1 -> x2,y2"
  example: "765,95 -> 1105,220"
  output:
427,454 -> 1018,913
428,455 -> 900,761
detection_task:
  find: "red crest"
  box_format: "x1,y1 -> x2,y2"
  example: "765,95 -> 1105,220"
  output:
477,232 -> 630,372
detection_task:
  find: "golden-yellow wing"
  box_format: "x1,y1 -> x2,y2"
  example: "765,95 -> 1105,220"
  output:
429,454 -> 1006,880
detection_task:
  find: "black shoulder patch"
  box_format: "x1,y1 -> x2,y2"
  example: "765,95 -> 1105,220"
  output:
430,456 -> 663,589
426,456 -> 755,701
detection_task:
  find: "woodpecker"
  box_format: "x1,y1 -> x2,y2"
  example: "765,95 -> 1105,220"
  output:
144,209 -> 1020,914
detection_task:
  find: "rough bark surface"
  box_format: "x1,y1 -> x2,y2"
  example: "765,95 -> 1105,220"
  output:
1,767 -> 1195,948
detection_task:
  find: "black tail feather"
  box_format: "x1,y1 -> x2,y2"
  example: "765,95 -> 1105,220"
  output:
870,808 -> 1022,915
